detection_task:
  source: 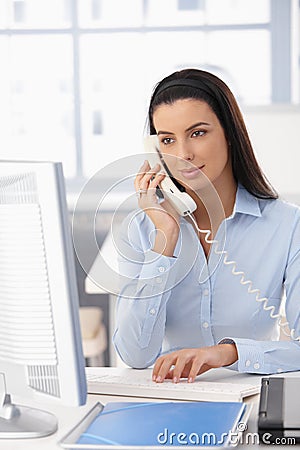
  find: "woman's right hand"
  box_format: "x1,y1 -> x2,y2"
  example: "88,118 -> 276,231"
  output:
134,160 -> 180,256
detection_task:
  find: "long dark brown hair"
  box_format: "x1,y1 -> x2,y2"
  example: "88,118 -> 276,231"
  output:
148,68 -> 278,200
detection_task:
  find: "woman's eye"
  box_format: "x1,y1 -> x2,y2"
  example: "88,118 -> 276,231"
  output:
161,137 -> 174,145
192,130 -> 206,137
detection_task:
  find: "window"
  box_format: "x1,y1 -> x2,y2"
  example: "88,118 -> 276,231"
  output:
0,0 -> 299,182
177,0 -> 204,11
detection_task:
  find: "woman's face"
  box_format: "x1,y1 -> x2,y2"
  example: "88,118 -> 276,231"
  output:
152,98 -> 233,192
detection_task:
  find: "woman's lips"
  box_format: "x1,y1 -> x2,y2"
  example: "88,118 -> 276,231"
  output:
179,165 -> 205,179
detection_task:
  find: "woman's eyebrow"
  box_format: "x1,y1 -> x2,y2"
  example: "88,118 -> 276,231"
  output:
185,121 -> 210,132
157,121 -> 210,136
157,130 -> 175,136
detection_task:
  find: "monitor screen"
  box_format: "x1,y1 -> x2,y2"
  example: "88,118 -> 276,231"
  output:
0,160 -> 87,438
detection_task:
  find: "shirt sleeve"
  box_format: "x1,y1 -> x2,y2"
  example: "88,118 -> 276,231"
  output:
219,337 -> 300,374
219,210 -> 300,374
112,212 -> 180,369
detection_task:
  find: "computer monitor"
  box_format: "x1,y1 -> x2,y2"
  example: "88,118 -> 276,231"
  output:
0,160 -> 87,438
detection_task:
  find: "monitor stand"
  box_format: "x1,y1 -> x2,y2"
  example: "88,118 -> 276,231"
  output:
0,382 -> 58,439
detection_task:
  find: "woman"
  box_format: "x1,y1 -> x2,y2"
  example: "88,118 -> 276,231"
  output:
113,68 -> 300,382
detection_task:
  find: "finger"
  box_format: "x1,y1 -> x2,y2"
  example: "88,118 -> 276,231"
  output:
172,356 -> 190,383
148,172 -> 166,190
153,354 -> 176,382
142,163 -> 161,181
187,358 -> 203,383
134,161 -> 150,189
137,160 -> 150,176
135,160 -> 150,180
177,362 -> 193,379
152,356 -> 165,381
138,164 -> 161,191
156,357 -> 177,383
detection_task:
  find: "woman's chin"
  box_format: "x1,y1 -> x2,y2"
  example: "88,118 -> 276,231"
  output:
178,175 -> 213,193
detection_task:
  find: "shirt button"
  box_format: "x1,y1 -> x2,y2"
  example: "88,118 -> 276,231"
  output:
156,277 -> 162,284
203,289 -> 209,296
253,363 -> 260,370
149,308 -> 156,315
202,321 -> 209,329
158,266 -> 165,273
245,360 -> 251,367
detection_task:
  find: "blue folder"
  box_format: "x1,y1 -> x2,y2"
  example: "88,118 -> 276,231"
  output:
76,401 -> 246,447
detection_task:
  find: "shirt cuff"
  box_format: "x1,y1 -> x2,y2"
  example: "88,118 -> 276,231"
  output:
218,337 -> 266,373
137,250 -> 179,294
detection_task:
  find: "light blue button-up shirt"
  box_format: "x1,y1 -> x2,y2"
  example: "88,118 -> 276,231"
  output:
113,185 -> 300,374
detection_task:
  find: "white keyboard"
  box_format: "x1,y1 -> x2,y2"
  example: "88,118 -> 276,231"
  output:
86,367 -> 261,402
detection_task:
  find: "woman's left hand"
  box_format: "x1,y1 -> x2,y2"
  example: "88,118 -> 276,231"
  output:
152,344 -> 238,383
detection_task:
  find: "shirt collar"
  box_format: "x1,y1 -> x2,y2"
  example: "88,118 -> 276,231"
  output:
232,184 -> 262,218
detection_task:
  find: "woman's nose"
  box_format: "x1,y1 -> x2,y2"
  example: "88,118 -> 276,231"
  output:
176,142 -> 194,161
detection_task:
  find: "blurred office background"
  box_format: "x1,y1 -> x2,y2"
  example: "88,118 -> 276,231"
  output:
1,0 -> 299,365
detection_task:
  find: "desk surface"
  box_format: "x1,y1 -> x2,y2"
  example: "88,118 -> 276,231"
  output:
2,373 -> 300,449
1,393 -> 258,450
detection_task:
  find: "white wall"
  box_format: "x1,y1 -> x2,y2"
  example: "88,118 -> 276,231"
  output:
243,106 -> 300,199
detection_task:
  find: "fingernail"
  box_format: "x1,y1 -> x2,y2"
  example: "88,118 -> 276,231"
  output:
188,377 -> 193,383
173,377 -> 178,383
156,376 -> 162,383
152,375 -> 156,381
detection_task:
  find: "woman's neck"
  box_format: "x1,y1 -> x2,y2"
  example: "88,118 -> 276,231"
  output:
188,175 -> 237,229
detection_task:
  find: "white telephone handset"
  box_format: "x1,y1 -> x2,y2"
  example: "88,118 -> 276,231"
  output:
144,135 -> 197,216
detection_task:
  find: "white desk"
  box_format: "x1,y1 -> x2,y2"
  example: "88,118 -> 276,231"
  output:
0,394 -> 298,449
2,371 -> 300,449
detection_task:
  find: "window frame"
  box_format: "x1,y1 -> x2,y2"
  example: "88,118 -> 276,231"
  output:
0,0 -> 297,185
